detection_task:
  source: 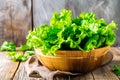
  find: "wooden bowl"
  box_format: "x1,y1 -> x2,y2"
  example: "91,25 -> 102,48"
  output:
35,46 -> 110,73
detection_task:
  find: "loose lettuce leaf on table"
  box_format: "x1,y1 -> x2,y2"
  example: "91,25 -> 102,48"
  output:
6,51 -> 34,62
6,52 -> 27,61
113,65 -> 120,76
0,41 -> 16,51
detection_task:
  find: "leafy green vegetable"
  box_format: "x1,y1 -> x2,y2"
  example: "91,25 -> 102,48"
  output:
26,9 -> 118,55
0,41 -> 34,62
0,41 -> 16,51
6,52 -> 27,61
25,51 -> 34,56
6,51 -> 34,62
113,65 -> 120,76
19,44 -> 33,51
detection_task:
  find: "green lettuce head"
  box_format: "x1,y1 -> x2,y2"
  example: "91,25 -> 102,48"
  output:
26,9 -> 118,55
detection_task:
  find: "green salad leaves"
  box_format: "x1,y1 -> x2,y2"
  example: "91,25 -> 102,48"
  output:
0,41 -> 34,62
113,65 -> 120,76
6,51 -> 34,62
19,44 -> 33,51
6,52 -> 27,61
26,9 -> 117,55
0,41 -> 16,51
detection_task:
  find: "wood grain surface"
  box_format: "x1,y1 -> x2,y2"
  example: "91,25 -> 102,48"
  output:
0,52 -> 19,80
13,62 -> 29,80
0,0 -> 32,46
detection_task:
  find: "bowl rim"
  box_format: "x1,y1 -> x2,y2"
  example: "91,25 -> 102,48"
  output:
56,46 -> 110,51
35,46 -> 110,58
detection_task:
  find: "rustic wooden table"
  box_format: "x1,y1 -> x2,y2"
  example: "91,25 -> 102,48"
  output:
0,47 -> 120,80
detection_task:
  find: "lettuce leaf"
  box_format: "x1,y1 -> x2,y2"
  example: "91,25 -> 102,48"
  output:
0,41 -> 16,51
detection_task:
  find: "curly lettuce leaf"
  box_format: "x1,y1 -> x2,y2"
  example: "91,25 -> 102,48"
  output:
0,41 -> 16,51
50,9 -> 72,28
113,65 -> 120,76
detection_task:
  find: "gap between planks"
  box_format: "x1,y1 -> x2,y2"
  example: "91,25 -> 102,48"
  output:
11,62 -> 21,80
91,47 -> 120,80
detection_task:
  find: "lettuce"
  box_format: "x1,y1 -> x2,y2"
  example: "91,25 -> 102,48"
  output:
26,9 -> 117,55
113,65 -> 120,76
0,41 -> 16,51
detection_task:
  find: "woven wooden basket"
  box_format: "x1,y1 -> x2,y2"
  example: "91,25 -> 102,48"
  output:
35,46 -> 110,73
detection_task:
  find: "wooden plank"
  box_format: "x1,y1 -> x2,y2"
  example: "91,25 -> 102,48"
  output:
91,47 -> 120,80
0,0 -> 32,46
92,66 -> 119,80
70,73 -> 94,80
0,0 -> 13,44
0,52 -> 19,80
13,62 -> 30,80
